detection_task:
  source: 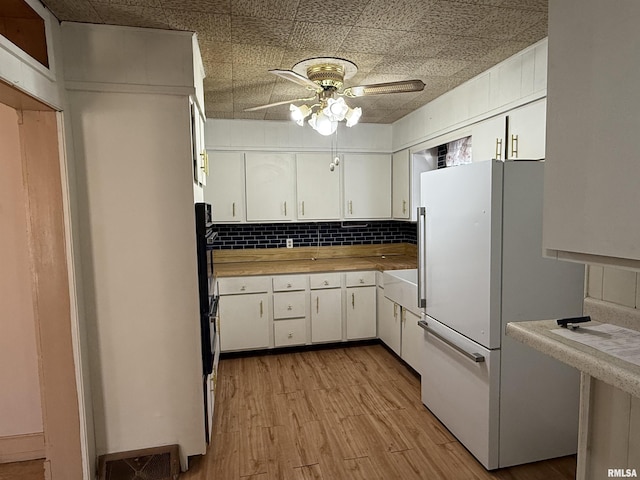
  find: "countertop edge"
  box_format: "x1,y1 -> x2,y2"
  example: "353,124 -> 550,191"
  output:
506,320 -> 640,398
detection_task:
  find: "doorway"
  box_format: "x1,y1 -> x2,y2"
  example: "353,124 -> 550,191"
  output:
0,80 -> 84,479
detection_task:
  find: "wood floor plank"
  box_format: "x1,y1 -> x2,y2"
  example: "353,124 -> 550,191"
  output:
238,427 -> 267,477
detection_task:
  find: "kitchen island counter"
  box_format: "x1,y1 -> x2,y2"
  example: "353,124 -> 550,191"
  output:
505,298 -> 640,398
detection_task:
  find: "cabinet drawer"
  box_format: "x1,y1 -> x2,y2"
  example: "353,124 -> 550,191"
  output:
273,274 -> 307,292
218,276 -> 270,295
274,318 -> 306,347
309,272 -> 341,289
345,271 -> 376,287
273,291 -> 306,319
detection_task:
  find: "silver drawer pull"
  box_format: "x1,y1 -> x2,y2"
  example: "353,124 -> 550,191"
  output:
418,320 -> 485,363
323,280 -> 329,286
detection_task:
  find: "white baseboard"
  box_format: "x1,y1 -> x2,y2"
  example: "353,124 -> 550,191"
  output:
0,432 -> 45,463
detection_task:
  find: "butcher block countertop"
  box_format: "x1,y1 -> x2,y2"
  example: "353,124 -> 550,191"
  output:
214,243 -> 417,277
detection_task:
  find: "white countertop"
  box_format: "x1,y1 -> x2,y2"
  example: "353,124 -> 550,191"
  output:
505,298 -> 640,398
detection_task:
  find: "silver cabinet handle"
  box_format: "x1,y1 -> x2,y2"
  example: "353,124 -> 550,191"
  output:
511,134 -> 518,158
232,202 -> 236,217
417,206 -> 427,308
259,300 -> 263,317
418,320 -> 485,363
402,200 -> 407,214
351,292 -> 355,308
348,200 -> 353,215
495,138 -> 502,160
316,296 -> 319,313
301,201 -> 305,216
284,201 -> 287,216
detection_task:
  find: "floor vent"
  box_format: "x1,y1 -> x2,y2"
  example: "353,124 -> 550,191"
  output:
97,445 -> 180,480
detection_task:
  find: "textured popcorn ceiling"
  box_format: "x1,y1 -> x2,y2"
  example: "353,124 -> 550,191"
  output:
39,0 -> 547,123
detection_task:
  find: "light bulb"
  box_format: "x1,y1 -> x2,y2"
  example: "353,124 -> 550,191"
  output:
290,104 -> 311,126
324,97 -> 348,121
309,111 -> 338,136
345,106 -> 362,127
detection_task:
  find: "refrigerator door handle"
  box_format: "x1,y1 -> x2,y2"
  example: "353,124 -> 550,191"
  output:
417,206 -> 427,308
417,320 -> 485,363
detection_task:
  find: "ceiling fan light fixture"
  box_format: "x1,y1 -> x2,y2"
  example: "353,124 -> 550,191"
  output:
290,103 -> 312,126
345,106 -> 362,127
324,97 -> 349,121
309,110 -> 338,136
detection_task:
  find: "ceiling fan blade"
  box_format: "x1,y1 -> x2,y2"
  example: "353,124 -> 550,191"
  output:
343,79 -> 426,97
243,96 -> 317,112
269,69 -> 320,91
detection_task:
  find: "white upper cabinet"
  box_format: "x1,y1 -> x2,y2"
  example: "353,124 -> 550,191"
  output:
471,115 -> 506,162
394,148 -> 437,221
245,152 -> 296,222
506,99 -> 546,160
392,149 -> 410,219
544,0 -> 640,267
207,151 -> 245,222
296,153 -> 341,220
343,153 -> 391,219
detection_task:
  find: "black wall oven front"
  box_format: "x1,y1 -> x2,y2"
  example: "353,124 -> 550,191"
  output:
195,202 -> 217,376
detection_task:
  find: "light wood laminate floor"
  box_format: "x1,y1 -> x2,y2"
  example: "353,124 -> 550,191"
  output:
182,344 -> 576,480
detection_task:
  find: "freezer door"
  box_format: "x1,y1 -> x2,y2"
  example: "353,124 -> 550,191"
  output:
419,316 -> 500,470
420,160 -> 503,349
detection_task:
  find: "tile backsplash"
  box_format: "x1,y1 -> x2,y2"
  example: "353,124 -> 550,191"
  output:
211,221 -> 417,250
587,265 -> 640,310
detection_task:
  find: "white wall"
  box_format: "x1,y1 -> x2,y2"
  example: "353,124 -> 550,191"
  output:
205,118 -> 392,153
62,23 -> 206,468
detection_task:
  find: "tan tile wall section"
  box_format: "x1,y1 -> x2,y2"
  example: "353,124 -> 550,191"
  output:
587,265 -> 640,314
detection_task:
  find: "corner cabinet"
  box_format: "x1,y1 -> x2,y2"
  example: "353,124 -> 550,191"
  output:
343,153 -> 392,219
218,276 -> 271,352
393,148 -> 436,221
207,151 -> 245,222
245,152 -> 296,222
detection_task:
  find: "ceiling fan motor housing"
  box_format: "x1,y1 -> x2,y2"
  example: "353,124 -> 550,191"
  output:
306,63 -> 345,90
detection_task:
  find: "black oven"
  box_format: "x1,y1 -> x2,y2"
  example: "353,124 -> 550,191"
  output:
195,202 -> 217,376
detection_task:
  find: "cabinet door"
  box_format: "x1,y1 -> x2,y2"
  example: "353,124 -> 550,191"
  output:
219,293 -> 269,351
207,151 -> 245,222
471,115 -> 506,162
392,149 -> 410,219
245,152 -> 296,221
343,154 -> 391,219
346,286 -> 376,340
296,153 -> 341,220
377,289 -> 400,355
311,288 -> 342,343
507,99 -> 546,160
401,309 -> 424,375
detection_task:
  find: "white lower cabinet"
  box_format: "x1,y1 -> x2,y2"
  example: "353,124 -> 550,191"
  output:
219,270 -> 379,351
311,288 -> 342,343
218,276 -> 271,352
400,309 -> 423,374
219,292 -> 270,351
377,289 -> 401,355
274,318 -> 306,347
346,286 -> 377,340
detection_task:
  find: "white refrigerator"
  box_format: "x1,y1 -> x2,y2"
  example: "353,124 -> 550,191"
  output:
417,159 -> 584,469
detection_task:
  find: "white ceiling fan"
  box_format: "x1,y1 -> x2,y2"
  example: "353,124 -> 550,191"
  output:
244,57 -> 426,135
